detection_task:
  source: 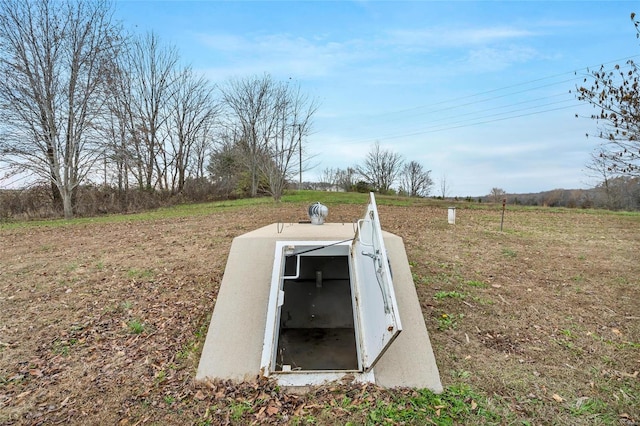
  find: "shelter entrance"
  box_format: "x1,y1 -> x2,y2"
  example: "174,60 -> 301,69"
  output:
276,248 -> 359,372
197,192 -> 442,390
261,193 -> 403,385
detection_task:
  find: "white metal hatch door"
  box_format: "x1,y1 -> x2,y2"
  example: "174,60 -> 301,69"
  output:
351,192 -> 402,371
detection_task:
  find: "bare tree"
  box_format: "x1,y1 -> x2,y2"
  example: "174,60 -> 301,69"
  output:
169,67 -> 218,193
574,13 -> 640,177
439,173 -> 451,198
103,54 -> 135,208
357,141 -> 404,193
319,167 -> 338,186
190,134 -> 211,180
584,149 -> 618,208
220,75 -> 318,200
490,187 -> 506,203
0,0 -> 122,218
260,83 -> 317,201
400,161 -> 433,197
335,167 -> 357,191
104,34 -> 213,197
125,32 -> 179,191
220,75 -> 275,197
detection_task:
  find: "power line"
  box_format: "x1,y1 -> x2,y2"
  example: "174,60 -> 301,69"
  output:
415,99 -> 578,134
365,55 -> 640,119
327,55 -> 640,144
396,91 -> 573,131
357,103 -> 582,141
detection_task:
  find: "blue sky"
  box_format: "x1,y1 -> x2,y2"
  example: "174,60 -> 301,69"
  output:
114,0 -> 640,196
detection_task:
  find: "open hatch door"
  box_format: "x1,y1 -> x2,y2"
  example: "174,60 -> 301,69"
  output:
351,192 -> 402,371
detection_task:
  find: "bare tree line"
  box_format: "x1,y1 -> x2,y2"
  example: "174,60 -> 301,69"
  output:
0,0 -> 318,217
319,141 -> 434,197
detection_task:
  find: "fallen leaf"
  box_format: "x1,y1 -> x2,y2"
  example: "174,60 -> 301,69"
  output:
194,390 -> 206,400
16,391 -> 31,400
612,328 -> 623,336
266,405 -> 279,416
471,400 -> 477,410
255,406 -> 266,419
434,404 -> 445,417
60,396 -> 70,407
552,394 -> 564,403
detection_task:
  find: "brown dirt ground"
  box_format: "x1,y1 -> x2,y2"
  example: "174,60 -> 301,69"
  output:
0,202 -> 638,425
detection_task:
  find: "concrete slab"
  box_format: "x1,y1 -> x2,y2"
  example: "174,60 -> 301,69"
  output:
196,222 -> 442,392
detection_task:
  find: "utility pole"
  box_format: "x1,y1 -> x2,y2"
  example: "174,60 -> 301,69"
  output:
298,123 -> 302,188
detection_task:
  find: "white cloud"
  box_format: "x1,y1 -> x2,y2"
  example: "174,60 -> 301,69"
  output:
465,45 -> 540,71
386,26 -> 536,50
194,31 -> 369,79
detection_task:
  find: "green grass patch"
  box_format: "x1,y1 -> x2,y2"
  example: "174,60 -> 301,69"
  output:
501,248 -> 517,258
52,338 -> 76,356
471,296 -> 494,305
177,314 -> 210,361
127,318 -> 146,334
366,384 -> 500,425
569,397 -> 610,417
434,290 -> 465,300
228,400 -> 253,421
412,272 -> 432,285
127,268 -> 155,280
437,313 -> 463,330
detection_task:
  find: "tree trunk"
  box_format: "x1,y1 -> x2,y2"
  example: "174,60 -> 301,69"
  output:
251,168 -> 258,197
61,189 -> 74,219
50,181 -> 63,210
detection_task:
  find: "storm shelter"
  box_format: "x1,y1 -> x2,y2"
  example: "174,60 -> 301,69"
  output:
197,193 -> 442,391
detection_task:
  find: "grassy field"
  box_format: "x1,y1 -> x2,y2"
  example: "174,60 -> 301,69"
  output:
0,191 -> 638,425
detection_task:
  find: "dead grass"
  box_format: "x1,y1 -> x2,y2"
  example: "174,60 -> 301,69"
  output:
0,200 -> 638,425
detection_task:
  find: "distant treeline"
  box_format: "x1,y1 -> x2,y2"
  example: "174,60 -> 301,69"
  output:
472,177 -> 639,210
